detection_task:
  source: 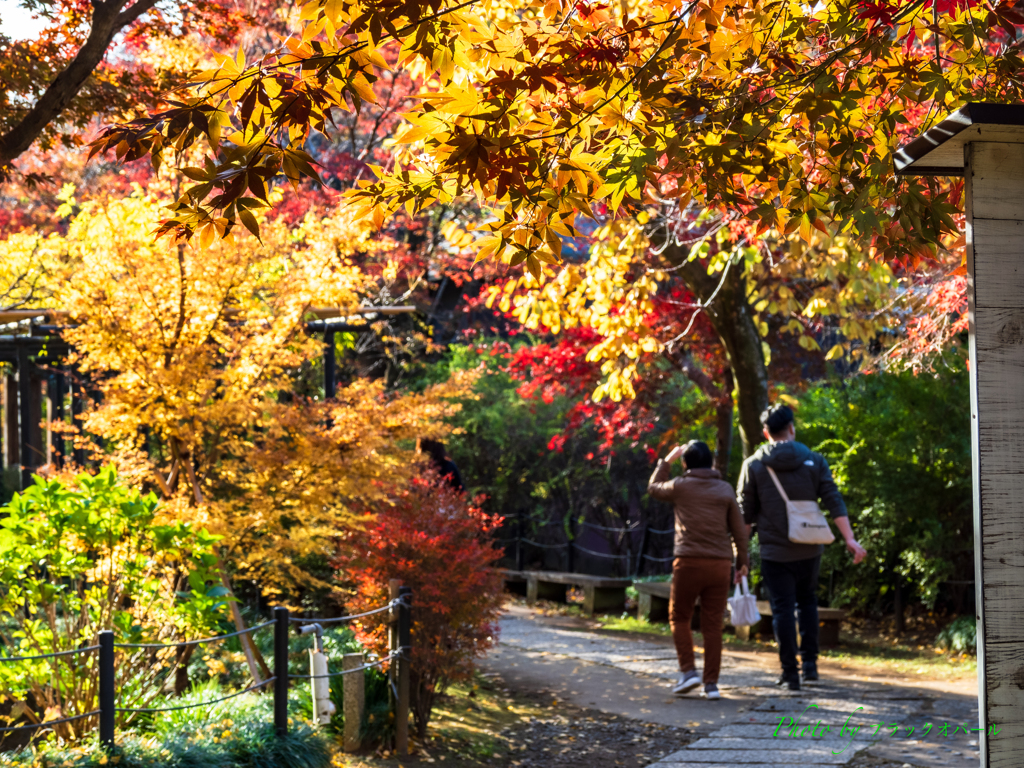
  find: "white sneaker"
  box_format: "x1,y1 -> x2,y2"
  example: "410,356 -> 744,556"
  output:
702,683 -> 720,700
671,670 -> 701,695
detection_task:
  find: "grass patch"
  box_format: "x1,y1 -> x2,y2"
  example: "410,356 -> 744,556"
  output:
595,614 -> 670,636
822,637 -> 977,678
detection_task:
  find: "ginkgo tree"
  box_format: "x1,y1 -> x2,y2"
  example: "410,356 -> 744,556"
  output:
89,0 -> 1016,452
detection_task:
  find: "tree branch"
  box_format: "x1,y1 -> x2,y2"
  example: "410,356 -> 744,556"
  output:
0,0 -> 161,165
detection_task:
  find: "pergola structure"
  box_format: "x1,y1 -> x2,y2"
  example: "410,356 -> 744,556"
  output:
895,102 -> 1024,768
0,305 -> 415,493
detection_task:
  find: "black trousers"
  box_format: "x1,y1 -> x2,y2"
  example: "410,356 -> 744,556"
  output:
761,556 -> 821,676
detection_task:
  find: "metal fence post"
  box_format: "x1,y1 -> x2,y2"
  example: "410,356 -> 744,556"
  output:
396,586 -> 412,756
98,630 -> 115,750
274,607 -> 289,737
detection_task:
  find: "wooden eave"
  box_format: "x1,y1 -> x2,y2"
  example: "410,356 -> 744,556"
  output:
893,103 -> 1024,176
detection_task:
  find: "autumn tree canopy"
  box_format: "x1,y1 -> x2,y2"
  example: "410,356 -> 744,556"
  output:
87,0 -> 1013,453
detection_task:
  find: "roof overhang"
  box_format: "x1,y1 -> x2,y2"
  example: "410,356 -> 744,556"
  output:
893,103 -> 1024,177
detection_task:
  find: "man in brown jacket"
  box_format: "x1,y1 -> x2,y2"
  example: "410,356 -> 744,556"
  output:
648,440 -> 749,700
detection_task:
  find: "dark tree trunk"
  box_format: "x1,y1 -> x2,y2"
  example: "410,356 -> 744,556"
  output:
663,244 -> 770,458
713,368 -> 735,474
0,0 -> 162,167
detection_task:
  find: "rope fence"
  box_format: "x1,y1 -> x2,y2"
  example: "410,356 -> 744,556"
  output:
572,542 -> 630,560
497,515 -> 675,576
0,710 -> 99,734
289,599 -> 402,625
0,645 -> 100,663
114,620 -> 276,650
118,679 -> 277,714
0,592 -> 414,756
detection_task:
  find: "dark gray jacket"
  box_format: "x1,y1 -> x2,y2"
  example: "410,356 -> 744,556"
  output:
737,441 -> 847,563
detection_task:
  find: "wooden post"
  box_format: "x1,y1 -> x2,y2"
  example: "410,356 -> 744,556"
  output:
894,103 -> 1024,768
515,511 -> 525,571
17,349 -> 33,489
324,330 -> 336,400
98,630 -> 115,750
3,375 -> 17,468
565,515 -> 575,573
49,372 -> 66,469
396,585 -> 411,755
342,653 -> 364,752
71,377 -> 86,467
387,579 -> 401,749
635,524 -> 650,577
273,606 -> 290,737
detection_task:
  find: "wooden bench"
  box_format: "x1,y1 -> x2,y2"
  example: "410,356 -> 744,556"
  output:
749,601 -> 847,648
635,581 -> 672,622
634,582 -> 846,646
499,569 -> 631,617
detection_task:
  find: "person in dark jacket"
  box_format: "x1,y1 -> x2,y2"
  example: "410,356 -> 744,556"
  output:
648,440 -> 748,700
417,438 -> 464,493
738,404 -> 866,690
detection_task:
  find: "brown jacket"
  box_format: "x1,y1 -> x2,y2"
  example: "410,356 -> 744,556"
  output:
647,462 -> 749,568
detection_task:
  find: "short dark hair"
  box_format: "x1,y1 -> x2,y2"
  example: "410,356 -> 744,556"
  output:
682,440 -> 713,469
418,438 -> 446,465
761,404 -> 795,437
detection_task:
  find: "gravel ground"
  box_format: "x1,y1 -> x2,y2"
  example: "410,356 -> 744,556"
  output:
499,711 -> 692,768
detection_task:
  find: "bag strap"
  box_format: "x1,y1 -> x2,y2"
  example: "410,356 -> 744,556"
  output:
764,466 -> 792,504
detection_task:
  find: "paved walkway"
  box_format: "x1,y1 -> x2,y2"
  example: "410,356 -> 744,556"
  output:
483,606 -> 981,767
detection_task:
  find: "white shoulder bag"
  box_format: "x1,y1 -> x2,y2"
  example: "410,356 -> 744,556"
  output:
765,466 -> 836,545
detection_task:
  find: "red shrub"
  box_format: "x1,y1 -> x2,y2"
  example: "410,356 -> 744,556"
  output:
335,473 -> 505,737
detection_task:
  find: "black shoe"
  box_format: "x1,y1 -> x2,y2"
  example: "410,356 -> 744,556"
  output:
774,675 -> 798,696
776,674 -> 800,691
802,666 -> 819,682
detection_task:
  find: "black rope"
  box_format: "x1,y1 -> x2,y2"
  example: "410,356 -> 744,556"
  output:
115,620 -> 276,650
0,710 -> 99,733
521,538 -> 567,549
643,553 -> 676,563
290,599 -> 403,625
572,543 -> 630,559
0,645 -> 99,663
288,650 -> 401,679
581,521 -> 634,533
117,678 -> 275,713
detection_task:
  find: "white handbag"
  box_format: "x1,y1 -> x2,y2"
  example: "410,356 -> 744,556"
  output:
728,576 -> 760,627
765,466 -> 836,545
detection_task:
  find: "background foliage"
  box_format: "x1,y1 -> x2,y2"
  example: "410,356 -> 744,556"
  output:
797,354 -> 973,617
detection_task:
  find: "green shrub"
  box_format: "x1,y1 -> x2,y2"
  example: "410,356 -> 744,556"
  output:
0,468 -> 229,739
0,689 -> 331,768
797,357 -> 973,614
937,616 -> 977,655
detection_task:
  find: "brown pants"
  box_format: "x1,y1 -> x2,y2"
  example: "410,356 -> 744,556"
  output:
670,557 -> 732,684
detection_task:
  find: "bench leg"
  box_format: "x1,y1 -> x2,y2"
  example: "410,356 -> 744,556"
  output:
649,595 -> 669,623
638,592 -> 653,622
819,619 -> 840,648
583,586 -> 626,617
